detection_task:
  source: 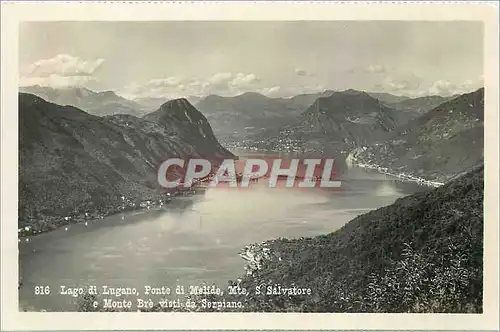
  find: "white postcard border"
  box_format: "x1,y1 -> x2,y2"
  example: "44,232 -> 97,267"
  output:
1,1 -> 498,331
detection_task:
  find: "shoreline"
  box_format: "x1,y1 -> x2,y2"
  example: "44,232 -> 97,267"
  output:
18,184 -> 202,239
348,159 -> 444,188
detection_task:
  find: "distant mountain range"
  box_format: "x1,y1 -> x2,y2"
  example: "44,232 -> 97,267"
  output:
348,88 -> 484,183
19,93 -> 232,232
20,86 -> 456,142
19,85 -> 482,184
19,86 -> 148,117
195,90 -> 455,142
195,92 -> 306,140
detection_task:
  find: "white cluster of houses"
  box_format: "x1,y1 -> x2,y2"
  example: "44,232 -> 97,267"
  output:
239,241 -> 273,276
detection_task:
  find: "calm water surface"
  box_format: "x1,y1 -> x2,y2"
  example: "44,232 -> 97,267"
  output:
19,153 -> 428,311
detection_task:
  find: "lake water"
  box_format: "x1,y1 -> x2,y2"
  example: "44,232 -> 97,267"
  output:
18,153 -> 429,311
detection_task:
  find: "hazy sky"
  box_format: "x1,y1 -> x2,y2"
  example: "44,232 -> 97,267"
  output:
19,21 -> 484,99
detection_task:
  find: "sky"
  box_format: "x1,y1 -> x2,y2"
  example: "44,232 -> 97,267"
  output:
19,21 -> 484,99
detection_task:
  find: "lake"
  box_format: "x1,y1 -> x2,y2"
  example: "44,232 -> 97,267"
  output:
18,152 -> 429,311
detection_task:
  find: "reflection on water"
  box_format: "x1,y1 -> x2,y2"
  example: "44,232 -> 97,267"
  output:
19,161 -> 429,311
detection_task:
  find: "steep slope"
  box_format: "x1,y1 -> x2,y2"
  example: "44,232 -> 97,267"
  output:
19,86 -> 147,117
226,165 -> 483,313
349,88 -> 484,183
19,93 -> 233,233
143,98 -> 232,157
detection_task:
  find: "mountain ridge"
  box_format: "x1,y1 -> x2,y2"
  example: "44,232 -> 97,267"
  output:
245,89 -> 400,153
19,86 -> 148,117
19,92 -> 233,234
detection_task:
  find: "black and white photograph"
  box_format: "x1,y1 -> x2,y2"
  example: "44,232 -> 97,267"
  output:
1,1 -> 499,331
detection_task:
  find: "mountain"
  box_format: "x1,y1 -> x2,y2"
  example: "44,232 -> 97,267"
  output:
195,92 -> 300,140
143,98 -> 227,155
227,164 -> 483,313
19,93 -> 233,233
195,91 -> 337,141
298,89 -> 398,142
348,88 -> 484,183
19,86 -> 147,117
249,89 -> 399,153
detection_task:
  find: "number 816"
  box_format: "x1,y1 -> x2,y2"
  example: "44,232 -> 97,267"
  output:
34,286 -> 50,295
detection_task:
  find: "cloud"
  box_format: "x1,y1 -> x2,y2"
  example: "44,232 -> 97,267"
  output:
368,70 -> 483,97
259,86 -> 281,97
20,54 -> 104,87
294,68 -> 315,77
19,75 -> 98,88
365,64 -> 385,74
206,72 -> 261,93
123,72 -> 263,99
427,80 -> 457,96
207,72 -> 233,88
379,74 -> 423,95
148,77 -> 183,87
344,64 -> 386,75
230,73 -> 260,86
265,85 -> 326,98
228,73 -> 261,94
427,79 -> 483,97
385,78 -> 412,91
